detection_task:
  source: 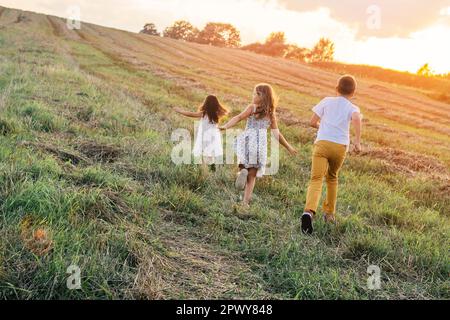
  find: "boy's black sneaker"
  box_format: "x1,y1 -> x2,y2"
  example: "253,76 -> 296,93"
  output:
301,212 -> 313,234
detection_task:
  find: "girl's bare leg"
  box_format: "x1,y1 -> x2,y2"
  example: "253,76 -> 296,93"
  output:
201,163 -> 208,175
201,157 -> 210,176
243,168 -> 258,205
235,165 -> 248,190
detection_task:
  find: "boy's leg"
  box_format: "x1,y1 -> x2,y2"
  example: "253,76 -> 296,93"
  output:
304,142 -> 329,214
322,142 -> 346,219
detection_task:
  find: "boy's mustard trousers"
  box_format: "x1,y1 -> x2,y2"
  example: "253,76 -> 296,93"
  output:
304,140 -> 347,217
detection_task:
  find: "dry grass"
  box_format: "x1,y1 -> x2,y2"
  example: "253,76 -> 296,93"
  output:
358,146 -> 449,178
20,141 -> 90,165
76,140 -> 121,163
277,107 -> 310,127
20,215 -> 53,257
132,219 -> 272,299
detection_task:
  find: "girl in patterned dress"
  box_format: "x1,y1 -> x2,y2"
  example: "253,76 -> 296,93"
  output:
174,95 -> 229,171
220,84 -> 297,207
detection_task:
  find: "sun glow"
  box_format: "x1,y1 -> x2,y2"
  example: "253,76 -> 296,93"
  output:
139,0 -> 450,74
336,25 -> 450,74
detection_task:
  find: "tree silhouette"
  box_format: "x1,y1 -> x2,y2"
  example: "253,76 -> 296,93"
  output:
265,32 -> 286,44
140,23 -> 160,36
241,32 -> 288,57
310,38 -> 335,62
285,45 -> 310,62
417,63 -> 433,77
163,20 -> 199,41
263,32 -> 288,57
197,23 -> 241,48
241,42 -> 265,54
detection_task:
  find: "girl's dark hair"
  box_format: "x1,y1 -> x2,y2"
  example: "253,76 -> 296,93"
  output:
198,95 -> 229,123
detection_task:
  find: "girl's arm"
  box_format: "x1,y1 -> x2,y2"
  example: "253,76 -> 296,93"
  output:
220,105 -> 253,130
173,107 -> 203,118
270,115 -> 297,155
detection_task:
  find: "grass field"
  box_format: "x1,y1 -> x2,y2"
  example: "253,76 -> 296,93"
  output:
0,6 -> 449,299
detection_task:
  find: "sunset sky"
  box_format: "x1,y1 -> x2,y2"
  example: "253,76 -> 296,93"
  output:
2,0 -> 450,73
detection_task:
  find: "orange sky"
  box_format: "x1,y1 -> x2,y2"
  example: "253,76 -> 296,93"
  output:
2,0 -> 449,74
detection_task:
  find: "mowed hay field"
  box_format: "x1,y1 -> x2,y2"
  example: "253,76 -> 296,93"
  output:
0,6 -> 449,299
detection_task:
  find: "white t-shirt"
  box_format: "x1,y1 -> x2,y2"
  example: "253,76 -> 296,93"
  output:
312,96 -> 360,146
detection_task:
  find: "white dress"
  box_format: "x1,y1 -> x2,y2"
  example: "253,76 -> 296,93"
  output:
193,116 -> 223,161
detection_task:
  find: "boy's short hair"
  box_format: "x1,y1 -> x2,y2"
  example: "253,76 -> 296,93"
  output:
337,75 -> 357,96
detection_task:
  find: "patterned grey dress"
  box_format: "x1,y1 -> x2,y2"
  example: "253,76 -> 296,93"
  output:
235,107 -> 271,177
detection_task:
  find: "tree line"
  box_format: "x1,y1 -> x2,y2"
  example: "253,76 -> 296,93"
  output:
241,32 -> 334,63
140,21 -> 335,63
417,63 -> 450,79
140,21 -> 241,48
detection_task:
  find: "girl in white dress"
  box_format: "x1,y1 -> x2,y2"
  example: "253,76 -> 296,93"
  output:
174,95 -> 229,171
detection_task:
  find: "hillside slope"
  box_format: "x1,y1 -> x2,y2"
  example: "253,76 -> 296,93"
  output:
0,6 -> 449,299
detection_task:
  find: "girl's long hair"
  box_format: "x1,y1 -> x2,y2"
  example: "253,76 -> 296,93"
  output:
253,83 -> 277,120
198,95 -> 229,123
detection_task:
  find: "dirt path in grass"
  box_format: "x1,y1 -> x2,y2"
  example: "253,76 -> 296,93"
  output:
132,217 -> 277,299
46,16 -> 82,41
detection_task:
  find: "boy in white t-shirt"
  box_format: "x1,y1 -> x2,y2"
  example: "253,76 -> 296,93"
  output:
301,75 -> 362,234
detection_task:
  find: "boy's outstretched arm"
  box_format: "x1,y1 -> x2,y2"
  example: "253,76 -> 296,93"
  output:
310,114 -> 320,129
220,105 -> 253,130
351,112 -> 362,152
173,107 -> 203,118
271,115 -> 297,155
